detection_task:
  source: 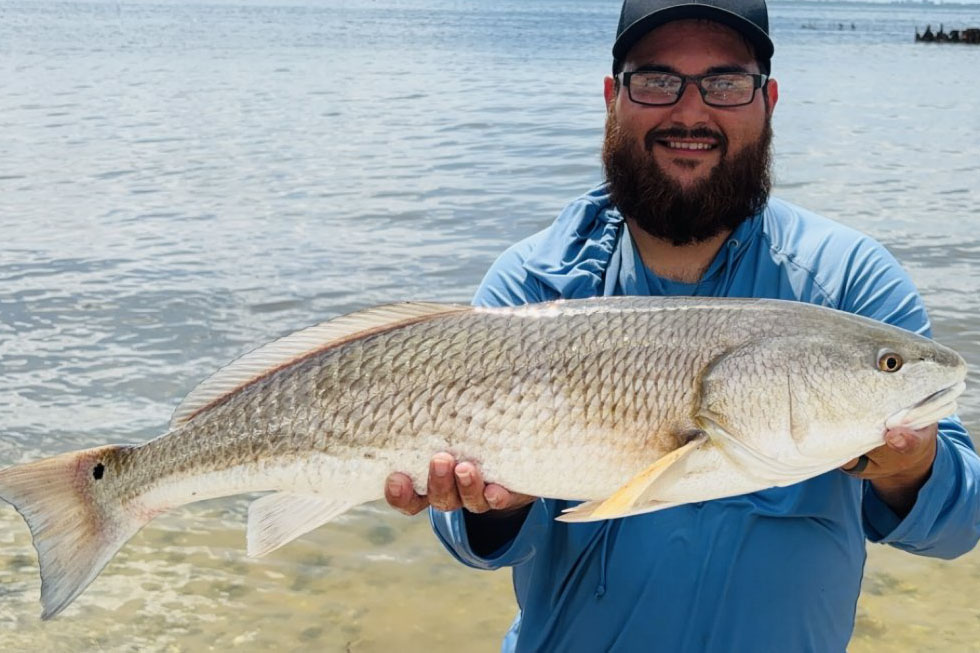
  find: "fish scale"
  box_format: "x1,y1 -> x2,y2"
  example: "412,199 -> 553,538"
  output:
0,296 -> 966,619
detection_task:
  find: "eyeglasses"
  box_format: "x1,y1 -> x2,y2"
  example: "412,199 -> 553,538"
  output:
617,71 -> 769,107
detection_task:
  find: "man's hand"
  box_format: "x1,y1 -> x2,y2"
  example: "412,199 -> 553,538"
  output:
385,452 -> 536,516
841,423 -> 939,517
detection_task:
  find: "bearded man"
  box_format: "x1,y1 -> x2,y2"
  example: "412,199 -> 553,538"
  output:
385,0 -> 980,650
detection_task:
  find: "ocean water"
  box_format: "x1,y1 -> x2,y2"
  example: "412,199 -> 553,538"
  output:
1,0 -> 979,650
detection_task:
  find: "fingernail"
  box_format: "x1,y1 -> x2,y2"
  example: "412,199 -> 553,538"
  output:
456,469 -> 472,487
486,490 -> 501,509
434,459 -> 450,477
387,480 -> 402,498
887,433 -> 909,450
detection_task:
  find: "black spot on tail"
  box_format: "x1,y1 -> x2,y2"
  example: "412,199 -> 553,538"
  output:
93,463 -> 105,480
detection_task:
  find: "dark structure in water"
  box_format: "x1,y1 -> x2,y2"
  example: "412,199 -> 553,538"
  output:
916,24 -> 980,44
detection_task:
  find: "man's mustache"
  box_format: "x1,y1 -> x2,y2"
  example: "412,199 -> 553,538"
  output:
644,127 -> 728,155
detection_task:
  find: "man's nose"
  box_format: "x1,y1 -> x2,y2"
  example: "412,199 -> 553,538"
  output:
668,81 -> 711,126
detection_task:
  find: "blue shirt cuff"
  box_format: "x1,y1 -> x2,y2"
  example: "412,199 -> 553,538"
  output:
430,499 -> 551,569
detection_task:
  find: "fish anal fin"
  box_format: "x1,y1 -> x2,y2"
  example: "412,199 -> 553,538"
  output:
558,432 -> 709,522
246,493 -> 353,558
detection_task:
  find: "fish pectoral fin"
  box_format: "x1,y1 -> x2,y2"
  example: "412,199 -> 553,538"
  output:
556,498 -> 680,523
556,432 -> 709,522
246,493 -> 353,558
555,499 -> 603,522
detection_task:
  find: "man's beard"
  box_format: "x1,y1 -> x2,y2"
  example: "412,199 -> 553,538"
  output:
601,110 -> 773,246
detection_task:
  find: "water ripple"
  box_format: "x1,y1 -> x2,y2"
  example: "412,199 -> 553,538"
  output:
1,0 -> 979,650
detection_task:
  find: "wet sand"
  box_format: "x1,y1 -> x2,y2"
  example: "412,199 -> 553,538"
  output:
1,497 -> 978,652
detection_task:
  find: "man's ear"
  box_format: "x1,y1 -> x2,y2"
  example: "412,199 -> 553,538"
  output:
604,75 -> 617,110
764,77 -> 779,116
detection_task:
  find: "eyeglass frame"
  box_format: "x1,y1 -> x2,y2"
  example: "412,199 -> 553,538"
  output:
615,70 -> 770,108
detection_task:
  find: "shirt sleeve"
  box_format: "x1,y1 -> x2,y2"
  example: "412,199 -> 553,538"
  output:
839,236 -> 980,558
429,236 -> 559,570
430,498 -> 557,570
471,235 -> 558,308
862,416 -> 980,558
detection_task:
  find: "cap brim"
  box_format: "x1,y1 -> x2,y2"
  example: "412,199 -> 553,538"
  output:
612,5 -> 774,63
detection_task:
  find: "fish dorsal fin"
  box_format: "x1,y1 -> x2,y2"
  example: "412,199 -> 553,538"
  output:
170,302 -> 470,429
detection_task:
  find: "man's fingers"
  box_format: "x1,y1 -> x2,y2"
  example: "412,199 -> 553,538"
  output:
884,427 -> 930,455
485,483 -> 536,512
885,431 -> 912,453
455,462 -> 492,513
384,472 -> 430,515
841,455 -> 871,475
841,425 -> 939,480
841,454 -> 889,479
428,453 -> 463,512
387,454 -> 537,516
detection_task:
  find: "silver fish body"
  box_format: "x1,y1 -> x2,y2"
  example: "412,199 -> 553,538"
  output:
0,296 -> 967,618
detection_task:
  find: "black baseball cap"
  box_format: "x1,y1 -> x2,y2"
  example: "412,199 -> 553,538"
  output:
612,0 -> 774,74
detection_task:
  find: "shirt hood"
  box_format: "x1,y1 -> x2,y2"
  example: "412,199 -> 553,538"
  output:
522,183 -> 764,298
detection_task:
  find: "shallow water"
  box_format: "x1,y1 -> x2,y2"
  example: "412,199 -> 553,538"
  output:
1,0 -> 979,650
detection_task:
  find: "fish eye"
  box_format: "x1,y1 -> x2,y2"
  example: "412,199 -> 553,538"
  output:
877,351 -> 903,373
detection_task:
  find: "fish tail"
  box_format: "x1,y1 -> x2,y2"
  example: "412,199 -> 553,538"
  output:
0,444 -> 146,619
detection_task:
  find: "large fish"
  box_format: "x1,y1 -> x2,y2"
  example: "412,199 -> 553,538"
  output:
0,296 -> 967,619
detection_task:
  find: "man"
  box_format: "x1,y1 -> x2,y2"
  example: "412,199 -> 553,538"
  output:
386,0 -> 980,650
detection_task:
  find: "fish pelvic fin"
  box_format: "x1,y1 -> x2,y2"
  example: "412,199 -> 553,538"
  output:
0,445 -> 145,619
556,432 -> 708,523
247,493 -> 354,558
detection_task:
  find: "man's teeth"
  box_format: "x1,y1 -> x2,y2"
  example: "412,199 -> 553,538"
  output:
664,141 -> 715,150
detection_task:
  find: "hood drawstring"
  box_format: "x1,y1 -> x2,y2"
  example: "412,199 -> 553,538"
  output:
595,520 -> 619,599
719,237 -> 740,295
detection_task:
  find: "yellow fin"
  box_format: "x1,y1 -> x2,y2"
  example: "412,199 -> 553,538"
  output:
557,432 -> 708,522
556,498 -> 680,523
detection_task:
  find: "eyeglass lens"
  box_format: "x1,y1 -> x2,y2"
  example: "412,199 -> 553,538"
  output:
627,72 -> 759,107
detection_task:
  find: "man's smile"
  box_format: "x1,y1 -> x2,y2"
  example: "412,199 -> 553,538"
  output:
645,128 -> 727,158
659,139 -> 718,151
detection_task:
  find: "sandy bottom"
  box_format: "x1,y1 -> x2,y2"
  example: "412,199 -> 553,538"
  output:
0,498 -> 977,652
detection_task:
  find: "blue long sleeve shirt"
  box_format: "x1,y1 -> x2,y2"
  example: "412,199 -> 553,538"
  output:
430,186 -> 980,653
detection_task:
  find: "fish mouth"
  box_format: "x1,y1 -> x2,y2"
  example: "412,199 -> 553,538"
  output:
884,381 -> 966,430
